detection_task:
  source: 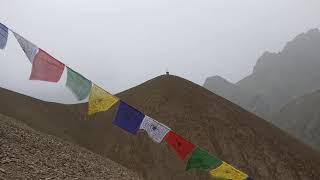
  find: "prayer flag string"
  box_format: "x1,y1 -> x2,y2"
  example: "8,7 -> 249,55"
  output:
1,24 -> 252,180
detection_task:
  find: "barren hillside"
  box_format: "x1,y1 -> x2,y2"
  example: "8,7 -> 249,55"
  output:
0,75 -> 319,180
0,113 -> 142,180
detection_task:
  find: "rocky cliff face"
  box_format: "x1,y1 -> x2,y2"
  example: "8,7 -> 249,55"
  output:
205,28 -> 320,119
238,29 -> 320,115
204,28 -> 320,151
273,90 -> 320,150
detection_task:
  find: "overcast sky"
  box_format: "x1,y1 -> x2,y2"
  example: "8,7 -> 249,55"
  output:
0,0 -> 319,103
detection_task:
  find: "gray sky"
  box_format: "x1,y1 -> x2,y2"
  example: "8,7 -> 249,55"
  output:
0,0 -> 319,103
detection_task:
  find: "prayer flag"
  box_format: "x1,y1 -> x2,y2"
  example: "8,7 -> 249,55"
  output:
246,177 -> 254,180
30,49 -> 65,82
13,31 -> 38,63
88,84 -> 119,115
112,101 -> 145,135
165,131 -> 196,160
66,67 -> 92,101
209,161 -> 248,180
0,23 -> 8,49
185,147 -> 222,171
140,116 -> 170,143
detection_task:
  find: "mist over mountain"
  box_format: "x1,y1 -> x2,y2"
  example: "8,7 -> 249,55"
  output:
273,90 -> 320,150
204,28 -> 320,150
203,76 -> 269,118
203,76 -> 249,106
238,28 -> 320,115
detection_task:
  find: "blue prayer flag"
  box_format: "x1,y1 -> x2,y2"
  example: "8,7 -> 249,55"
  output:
0,23 -> 8,49
112,101 -> 145,135
246,177 -> 254,180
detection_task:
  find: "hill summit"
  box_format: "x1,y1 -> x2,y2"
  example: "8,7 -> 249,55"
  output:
0,75 -> 319,180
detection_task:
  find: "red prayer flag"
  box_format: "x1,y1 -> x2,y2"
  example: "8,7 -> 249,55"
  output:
165,131 -> 196,160
30,49 -> 65,82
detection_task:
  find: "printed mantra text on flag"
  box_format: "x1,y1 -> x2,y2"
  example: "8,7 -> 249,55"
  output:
140,116 -> 170,143
209,161 -> 248,179
88,84 -> 119,115
13,31 -> 38,63
0,23 -> 8,49
30,49 -> 65,82
165,131 -> 196,160
112,101 -> 144,135
66,67 -> 92,101
185,147 -> 222,171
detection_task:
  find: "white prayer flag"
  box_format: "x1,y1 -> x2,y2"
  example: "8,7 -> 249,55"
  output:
13,31 -> 38,63
140,116 -> 170,143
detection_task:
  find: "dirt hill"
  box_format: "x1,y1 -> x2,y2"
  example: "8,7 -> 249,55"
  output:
0,75 -> 320,180
0,113 -> 142,180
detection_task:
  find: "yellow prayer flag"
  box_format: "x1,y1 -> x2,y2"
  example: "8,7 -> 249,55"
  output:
209,162 -> 248,180
88,84 -> 119,115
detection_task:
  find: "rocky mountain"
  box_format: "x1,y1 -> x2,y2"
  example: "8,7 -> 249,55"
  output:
204,28 -> 320,119
204,28 -> 320,151
203,76 -> 270,118
0,75 -> 319,180
203,76 -> 250,107
272,90 -> 320,150
0,113 -> 142,180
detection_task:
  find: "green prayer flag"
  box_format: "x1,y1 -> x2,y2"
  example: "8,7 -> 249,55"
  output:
66,67 -> 92,100
185,147 -> 222,171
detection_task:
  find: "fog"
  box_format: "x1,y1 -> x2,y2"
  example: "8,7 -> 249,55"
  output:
0,0 -> 319,103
